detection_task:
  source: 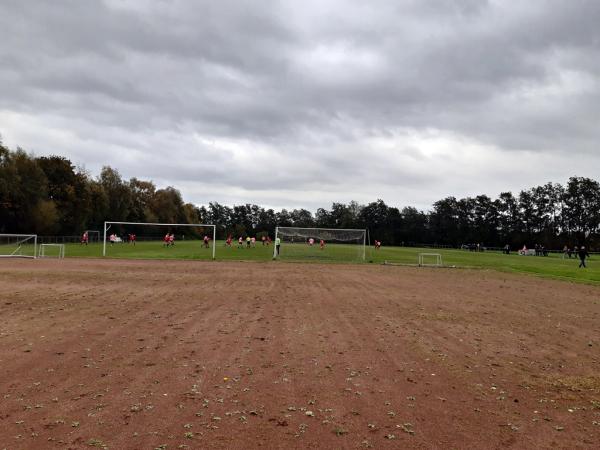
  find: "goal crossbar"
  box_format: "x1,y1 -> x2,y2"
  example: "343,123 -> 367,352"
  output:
103,221 -> 216,259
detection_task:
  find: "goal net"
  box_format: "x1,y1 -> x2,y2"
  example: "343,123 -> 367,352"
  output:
273,227 -> 366,262
103,221 -> 217,260
84,230 -> 100,243
0,234 -> 37,258
39,243 -> 65,259
418,253 -> 443,267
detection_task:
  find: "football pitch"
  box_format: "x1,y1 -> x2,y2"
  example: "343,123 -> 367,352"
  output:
61,241 -> 600,285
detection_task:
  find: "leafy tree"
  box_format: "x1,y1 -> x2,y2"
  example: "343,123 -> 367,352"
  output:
562,177 -> 600,243
100,166 -> 132,222
290,208 -> 314,228
129,177 -> 156,222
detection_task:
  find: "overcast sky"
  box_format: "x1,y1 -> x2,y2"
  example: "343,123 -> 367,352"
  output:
1,0 -> 599,211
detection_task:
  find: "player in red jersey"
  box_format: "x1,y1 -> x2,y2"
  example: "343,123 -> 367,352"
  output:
320,239 -> 325,250
130,233 -> 136,246
203,235 -> 210,248
169,233 -> 175,246
81,231 -> 89,245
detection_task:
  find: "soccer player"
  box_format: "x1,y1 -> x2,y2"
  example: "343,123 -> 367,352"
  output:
251,236 -> 256,248
81,231 -> 89,245
578,246 -> 589,268
246,236 -> 251,248
130,233 -> 136,246
238,236 -> 243,248
308,238 -> 314,246
169,233 -> 175,246
164,233 -> 170,247
320,239 -> 325,250
109,233 -> 116,245
266,236 -> 271,246
225,235 -> 232,247
203,235 -> 210,248
261,236 -> 266,246
275,236 -> 281,256
375,240 -> 381,250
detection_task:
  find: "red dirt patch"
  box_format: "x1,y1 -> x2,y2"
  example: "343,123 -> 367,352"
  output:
1,259 -> 599,449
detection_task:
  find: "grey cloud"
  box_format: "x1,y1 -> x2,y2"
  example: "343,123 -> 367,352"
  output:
1,0 -> 599,210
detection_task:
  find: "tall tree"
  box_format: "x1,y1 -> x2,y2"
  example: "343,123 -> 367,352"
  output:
561,177 -> 600,243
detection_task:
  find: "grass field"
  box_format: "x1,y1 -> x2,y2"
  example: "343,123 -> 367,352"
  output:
56,240 -> 600,285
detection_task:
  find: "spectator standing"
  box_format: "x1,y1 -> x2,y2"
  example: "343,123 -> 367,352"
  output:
578,246 -> 589,268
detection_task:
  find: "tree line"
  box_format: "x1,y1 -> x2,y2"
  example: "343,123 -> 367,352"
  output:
2,142 -> 599,249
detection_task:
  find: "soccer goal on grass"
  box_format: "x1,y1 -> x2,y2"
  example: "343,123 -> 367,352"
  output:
418,252 -> 443,267
85,230 -> 100,243
273,226 -> 367,262
103,221 -> 217,259
0,234 -> 37,259
39,243 -> 65,259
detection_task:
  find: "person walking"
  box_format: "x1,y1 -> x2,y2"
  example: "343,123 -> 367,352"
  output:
578,246 -> 589,268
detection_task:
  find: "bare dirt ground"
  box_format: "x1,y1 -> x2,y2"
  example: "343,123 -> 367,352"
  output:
1,259 -> 599,450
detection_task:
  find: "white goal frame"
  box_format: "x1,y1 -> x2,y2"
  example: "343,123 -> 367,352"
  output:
84,230 -> 100,243
0,234 -> 38,259
39,243 -> 65,259
103,221 -> 216,259
273,226 -> 367,261
418,253 -> 443,267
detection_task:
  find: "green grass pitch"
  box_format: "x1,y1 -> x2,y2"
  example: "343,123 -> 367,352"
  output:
56,240 -> 600,285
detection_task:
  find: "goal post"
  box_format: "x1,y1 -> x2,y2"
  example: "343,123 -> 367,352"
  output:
273,226 -> 366,262
103,221 -> 217,259
84,230 -> 100,243
0,234 -> 38,259
418,252 -> 443,267
39,243 -> 65,259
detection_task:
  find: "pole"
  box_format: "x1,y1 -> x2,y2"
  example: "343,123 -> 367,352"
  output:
103,222 -> 107,256
34,235 -> 38,259
212,225 -> 216,260
273,227 -> 278,259
363,229 -> 366,261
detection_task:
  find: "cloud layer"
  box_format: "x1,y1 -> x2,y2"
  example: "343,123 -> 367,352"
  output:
1,0 -> 599,210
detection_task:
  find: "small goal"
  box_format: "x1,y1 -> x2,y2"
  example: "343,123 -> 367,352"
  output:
418,253 -> 442,267
85,230 -> 100,243
39,243 -> 65,259
0,234 -> 38,258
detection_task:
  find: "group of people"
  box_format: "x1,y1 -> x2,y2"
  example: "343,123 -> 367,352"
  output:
163,233 -> 175,246
516,243 -> 591,268
563,245 -> 590,268
224,235 -> 272,248
306,238 -> 326,249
